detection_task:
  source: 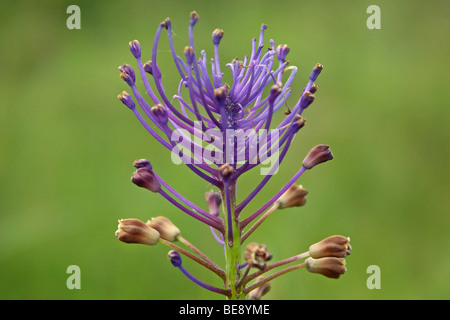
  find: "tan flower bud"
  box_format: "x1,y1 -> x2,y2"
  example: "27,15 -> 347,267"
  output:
302,144 -> 333,169
305,257 -> 346,279
277,184 -> 308,209
248,276 -> 271,300
115,218 -> 160,245
244,242 -> 273,270
309,235 -> 351,259
147,216 -> 180,242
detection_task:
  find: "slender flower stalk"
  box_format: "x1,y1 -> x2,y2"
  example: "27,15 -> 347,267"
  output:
241,203 -> 279,243
115,11 -> 351,300
168,250 -> 229,296
244,263 -> 307,295
160,238 -> 225,279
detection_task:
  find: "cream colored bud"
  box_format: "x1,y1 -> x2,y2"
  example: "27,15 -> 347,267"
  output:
309,235 -> 351,259
305,257 -> 346,279
115,218 -> 160,245
147,216 -> 180,242
244,242 -> 273,270
277,184 -> 308,209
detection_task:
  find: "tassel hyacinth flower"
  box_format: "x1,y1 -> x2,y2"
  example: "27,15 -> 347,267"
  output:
115,11 -> 351,300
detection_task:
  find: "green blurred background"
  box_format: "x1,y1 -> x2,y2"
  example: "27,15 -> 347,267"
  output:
0,0 -> 449,300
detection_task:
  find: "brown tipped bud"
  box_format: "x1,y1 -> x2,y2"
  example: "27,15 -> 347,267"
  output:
309,235 -> 351,259
168,250 -> 182,267
219,163 -> 234,179
268,82 -> 283,104
162,18 -> 170,30
310,83 -> 318,93
184,46 -> 195,65
248,276 -> 271,300
143,60 -> 153,75
314,63 -> 324,71
118,91 -> 135,109
147,216 -> 180,242
129,40 -> 141,58
292,115 -> 306,133
205,190 -> 222,217
133,159 -> 152,169
276,44 -> 290,62
212,28 -> 224,45
299,91 -> 315,109
151,104 -> 169,125
214,87 -> 227,104
306,257 -> 346,279
190,11 -> 199,25
115,218 -> 160,245
310,63 -> 323,82
302,144 -> 333,169
244,242 -> 273,270
131,167 -> 161,192
277,184 -> 308,209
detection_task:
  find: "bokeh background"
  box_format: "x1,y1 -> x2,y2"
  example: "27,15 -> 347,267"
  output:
0,0 -> 449,300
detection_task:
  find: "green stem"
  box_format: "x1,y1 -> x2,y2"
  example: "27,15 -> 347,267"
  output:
222,181 -> 245,300
224,217 -> 243,299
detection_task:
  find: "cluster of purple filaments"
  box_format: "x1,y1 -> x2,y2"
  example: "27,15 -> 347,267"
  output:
116,11 -> 346,300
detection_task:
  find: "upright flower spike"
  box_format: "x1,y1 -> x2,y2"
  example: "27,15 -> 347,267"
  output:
115,12 -> 349,300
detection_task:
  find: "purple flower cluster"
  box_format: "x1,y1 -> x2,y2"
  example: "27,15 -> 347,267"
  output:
116,12 -> 345,300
